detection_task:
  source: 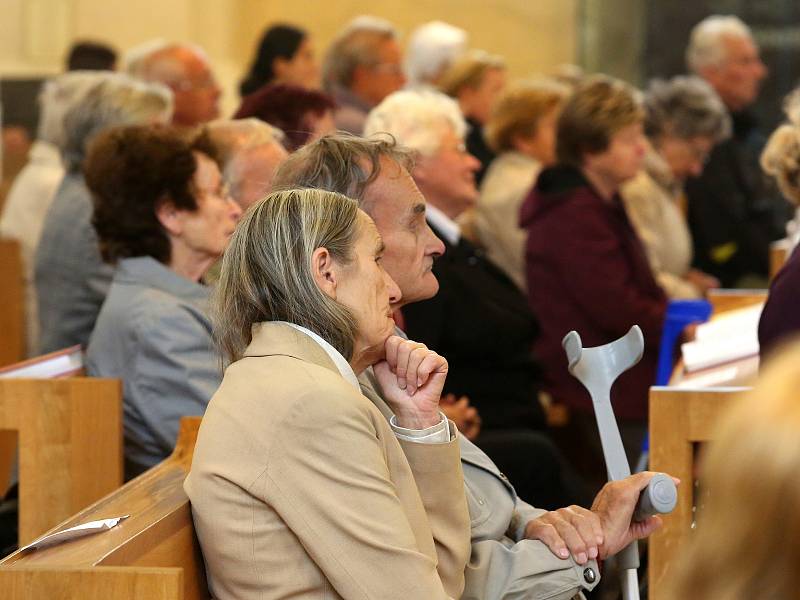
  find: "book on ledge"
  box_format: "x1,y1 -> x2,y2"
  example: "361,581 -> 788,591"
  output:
0,345 -> 83,379
680,303 -> 763,373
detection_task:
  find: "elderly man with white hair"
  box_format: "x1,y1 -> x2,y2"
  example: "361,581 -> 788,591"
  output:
34,73 -> 173,353
322,16 -> 405,134
127,41 -> 221,127
203,118 -> 288,210
0,71 -> 104,356
685,15 -> 791,287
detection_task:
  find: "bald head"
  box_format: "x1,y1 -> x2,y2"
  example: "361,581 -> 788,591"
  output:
135,44 -> 221,126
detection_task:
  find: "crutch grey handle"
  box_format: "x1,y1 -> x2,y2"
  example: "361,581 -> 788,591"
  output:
633,473 -> 677,522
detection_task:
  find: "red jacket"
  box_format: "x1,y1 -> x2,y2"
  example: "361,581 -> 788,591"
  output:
520,166 -> 667,420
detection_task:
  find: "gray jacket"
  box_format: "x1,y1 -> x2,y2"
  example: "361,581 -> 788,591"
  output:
86,256 -> 220,473
359,367 -> 599,599
35,171 -> 113,353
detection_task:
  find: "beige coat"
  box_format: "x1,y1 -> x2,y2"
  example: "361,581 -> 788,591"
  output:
621,148 -> 701,299
473,151 -> 542,291
185,322 -> 470,599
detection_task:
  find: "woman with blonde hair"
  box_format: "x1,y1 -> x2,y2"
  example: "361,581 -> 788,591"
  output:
669,341 -> 800,599
473,78 -> 569,290
185,188 -> 470,599
439,49 -> 507,183
758,89 -> 800,359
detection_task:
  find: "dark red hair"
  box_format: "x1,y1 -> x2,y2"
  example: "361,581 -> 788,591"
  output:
234,83 -> 335,151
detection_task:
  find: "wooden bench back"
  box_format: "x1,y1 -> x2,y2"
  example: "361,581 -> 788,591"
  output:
648,386 -> 744,600
770,238 -> 791,281
0,238 -> 25,366
0,377 -> 123,545
0,416 -> 208,600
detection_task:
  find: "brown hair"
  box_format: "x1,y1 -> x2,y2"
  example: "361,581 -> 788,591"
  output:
485,78 -> 570,154
87,124 -> 217,264
438,49 -> 505,98
272,132 -> 414,206
668,340 -> 800,599
556,75 -> 644,166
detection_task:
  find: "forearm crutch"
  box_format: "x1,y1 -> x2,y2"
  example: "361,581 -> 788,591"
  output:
562,325 -> 677,600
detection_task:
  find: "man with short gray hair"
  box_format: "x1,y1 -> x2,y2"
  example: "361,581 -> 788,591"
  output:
203,118 -> 288,210
685,15 -> 790,287
322,16 -> 406,134
273,132 -> 673,600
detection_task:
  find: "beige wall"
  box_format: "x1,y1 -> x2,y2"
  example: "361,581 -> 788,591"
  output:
1,0 -> 577,116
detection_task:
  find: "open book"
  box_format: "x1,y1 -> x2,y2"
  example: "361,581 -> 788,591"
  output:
0,345 -> 83,379
678,302 -> 763,378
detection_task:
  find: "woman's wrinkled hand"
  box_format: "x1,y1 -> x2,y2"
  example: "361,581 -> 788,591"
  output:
373,336 -> 447,429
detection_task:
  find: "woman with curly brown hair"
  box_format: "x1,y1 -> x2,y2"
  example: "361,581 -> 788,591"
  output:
85,124 -> 242,478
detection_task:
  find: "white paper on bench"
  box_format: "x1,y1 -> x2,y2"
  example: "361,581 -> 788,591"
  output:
19,515 -> 129,552
681,304 -> 763,372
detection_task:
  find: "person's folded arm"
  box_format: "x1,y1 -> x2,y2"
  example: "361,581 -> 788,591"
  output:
464,537 -> 600,600
263,384 -> 465,600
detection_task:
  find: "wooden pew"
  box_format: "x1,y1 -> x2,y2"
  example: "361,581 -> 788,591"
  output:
648,386 -> 744,600
770,238 -> 791,281
0,378 -> 123,546
706,288 -> 766,315
0,417 -> 208,600
0,239 -> 25,366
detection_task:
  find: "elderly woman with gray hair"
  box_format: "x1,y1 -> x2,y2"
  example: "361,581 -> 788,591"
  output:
621,75 -> 730,298
184,188 -> 470,599
34,72 -> 173,353
0,71 -> 105,356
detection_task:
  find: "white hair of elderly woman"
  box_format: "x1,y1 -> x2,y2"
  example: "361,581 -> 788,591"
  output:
36,71 -> 109,147
405,21 -> 468,88
60,72 -> 173,171
686,15 -> 753,73
363,89 -> 467,156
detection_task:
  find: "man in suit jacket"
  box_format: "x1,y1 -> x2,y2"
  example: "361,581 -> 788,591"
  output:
685,15 -> 791,287
274,131 -> 671,599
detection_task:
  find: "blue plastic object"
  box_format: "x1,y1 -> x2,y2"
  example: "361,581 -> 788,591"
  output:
655,299 -> 712,386
639,299 -> 712,459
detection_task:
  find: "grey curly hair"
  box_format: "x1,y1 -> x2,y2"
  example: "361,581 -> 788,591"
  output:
643,76 -> 731,142
761,90 -> 800,206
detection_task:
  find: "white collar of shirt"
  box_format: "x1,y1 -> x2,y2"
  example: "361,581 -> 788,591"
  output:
425,203 -> 461,245
282,322 -> 360,392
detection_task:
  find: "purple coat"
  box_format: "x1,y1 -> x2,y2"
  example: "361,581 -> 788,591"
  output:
520,166 -> 667,420
759,245 -> 800,360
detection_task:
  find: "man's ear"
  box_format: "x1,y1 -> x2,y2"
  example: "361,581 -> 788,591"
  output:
311,246 -> 338,299
155,199 -> 183,237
